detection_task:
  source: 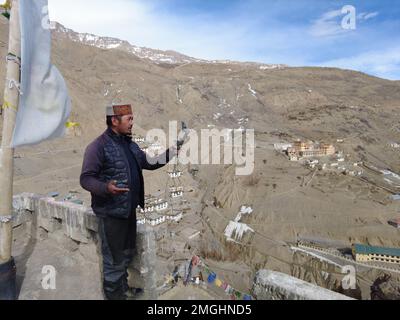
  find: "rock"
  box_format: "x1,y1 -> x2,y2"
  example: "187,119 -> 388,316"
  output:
371,273 -> 400,300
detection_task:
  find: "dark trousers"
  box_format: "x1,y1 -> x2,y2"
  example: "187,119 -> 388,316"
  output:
98,214 -> 137,300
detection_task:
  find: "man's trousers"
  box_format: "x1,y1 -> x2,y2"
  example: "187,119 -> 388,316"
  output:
98,214 -> 137,300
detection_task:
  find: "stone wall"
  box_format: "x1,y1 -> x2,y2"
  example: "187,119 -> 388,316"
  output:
12,193 -> 157,299
252,269 -> 354,300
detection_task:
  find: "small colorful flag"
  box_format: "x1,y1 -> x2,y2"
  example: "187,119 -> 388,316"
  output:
225,285 -> 232,294
221,282 -> 228,290
65,121 -> 80,128
215,279 -> 222,287
207,272 -> 217,284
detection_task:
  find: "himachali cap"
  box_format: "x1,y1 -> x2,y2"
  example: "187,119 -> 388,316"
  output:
106,104 -> 133,116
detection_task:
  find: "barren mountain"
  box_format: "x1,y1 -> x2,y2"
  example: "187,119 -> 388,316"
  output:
1,16 -> 400,299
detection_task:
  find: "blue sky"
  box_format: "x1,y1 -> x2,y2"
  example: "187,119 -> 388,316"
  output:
48,0 -> 400,80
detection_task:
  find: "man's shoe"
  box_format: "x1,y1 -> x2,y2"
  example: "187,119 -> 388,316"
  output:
104,290 -> 127,300
124,287 -> 144,299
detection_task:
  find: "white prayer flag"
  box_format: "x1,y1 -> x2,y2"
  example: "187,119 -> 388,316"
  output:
11,0 -> 71,147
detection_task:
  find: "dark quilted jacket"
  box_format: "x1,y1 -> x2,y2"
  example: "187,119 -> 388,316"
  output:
80,127 -> 171,219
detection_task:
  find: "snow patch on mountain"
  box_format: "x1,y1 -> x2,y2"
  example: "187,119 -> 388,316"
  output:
53,22 -> 287,68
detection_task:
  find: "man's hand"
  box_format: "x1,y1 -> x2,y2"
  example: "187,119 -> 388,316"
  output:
107,180 -> 130,195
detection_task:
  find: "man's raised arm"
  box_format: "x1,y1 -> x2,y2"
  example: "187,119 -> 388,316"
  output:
135,145 -> 178,171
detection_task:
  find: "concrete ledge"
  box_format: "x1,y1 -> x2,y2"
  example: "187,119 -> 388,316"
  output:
13,193 -> 97,243
253,270 -> 354,300
12,193 -> 158,299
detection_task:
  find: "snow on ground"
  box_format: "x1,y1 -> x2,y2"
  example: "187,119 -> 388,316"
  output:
248,84 -> 257,98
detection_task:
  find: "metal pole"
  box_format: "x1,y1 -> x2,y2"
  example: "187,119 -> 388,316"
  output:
0,0 -> 20,300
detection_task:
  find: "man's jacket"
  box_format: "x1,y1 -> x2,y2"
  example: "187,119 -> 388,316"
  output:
80,127 -> 170,219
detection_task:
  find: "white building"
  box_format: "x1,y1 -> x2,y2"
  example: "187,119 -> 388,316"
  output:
170,186 -> 183,192
155,201 -> 169,211
140,197 -> 169,213
146,214 -> 166,227
169,171 -> 183,178
274,143 -> 292,152
166,212 -> 183,222
133,137 -> 145,142
171,191 -> 184,198
149,143 -> 163,150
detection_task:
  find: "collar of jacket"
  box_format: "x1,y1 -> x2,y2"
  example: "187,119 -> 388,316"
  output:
105,127 -> 132,144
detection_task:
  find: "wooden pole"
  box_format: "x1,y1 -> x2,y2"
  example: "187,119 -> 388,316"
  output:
0,0 -> 20,265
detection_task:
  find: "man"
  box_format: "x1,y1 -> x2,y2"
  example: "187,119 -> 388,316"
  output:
80,104 -> 179,300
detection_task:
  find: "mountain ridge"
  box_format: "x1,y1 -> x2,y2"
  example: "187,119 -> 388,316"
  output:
53,22 -> 287,69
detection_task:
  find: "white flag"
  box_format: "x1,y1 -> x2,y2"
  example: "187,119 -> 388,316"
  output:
11,0 -> 71,147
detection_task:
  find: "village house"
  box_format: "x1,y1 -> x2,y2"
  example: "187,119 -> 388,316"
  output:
133,137 -> 145,143
352,244 -> 400,265
168,171 -> 183,178
146,213 -> 166,227
166,210 -> 183,222
287,140 -> 336,161
171,191 -> 184,198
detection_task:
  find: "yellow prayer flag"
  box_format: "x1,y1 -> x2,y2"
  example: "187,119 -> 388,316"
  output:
65,121 -> 80,128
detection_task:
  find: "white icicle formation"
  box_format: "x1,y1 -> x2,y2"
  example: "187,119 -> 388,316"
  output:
224,206 -> 254,242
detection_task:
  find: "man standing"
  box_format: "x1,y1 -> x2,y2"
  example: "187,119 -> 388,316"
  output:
80,104 -> 178,300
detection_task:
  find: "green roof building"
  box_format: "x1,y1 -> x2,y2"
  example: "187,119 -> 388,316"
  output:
352,244 -> 400,265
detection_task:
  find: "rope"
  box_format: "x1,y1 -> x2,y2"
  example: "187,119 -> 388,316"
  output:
1,100 -> 18,112
6,52 -> 21,67
6,78 -> 23,95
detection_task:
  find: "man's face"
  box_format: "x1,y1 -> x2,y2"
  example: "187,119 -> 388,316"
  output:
113,114 -> 134,136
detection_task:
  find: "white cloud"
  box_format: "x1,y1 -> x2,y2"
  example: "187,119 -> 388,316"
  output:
48,0 -> 259,61
309,9 -> 348,37
46,1 -> 398,80
358,12 -> 379,20
310,9 -> 379,38
319,46 -> 400,80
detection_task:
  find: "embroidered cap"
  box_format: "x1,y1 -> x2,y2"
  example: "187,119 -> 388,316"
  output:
106,104 -> 132,116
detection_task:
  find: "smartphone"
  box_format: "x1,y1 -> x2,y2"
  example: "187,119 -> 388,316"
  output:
116,180 -> 129,189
